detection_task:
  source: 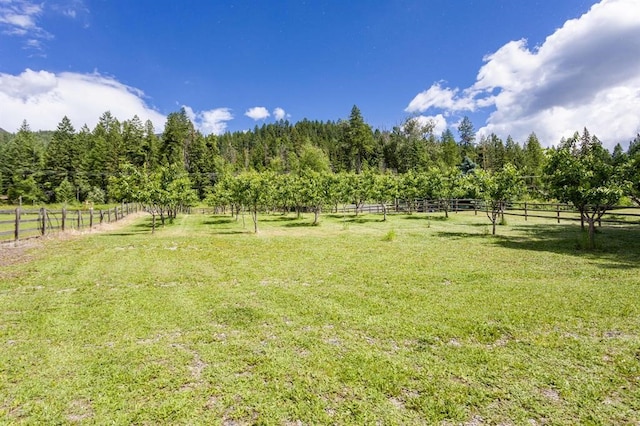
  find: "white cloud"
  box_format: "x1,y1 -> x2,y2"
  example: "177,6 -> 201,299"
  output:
245,106 -> 270,120
408,114 -> 448,136
183,105 -> 234,135
405,0 -> 640,149
1,0 -> 88,47
405,83 -> 476,115
273,107 -> 289,120
0,0 -> 51,42
0,68 -> 166,132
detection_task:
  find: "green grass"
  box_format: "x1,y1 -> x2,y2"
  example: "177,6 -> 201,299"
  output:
1,211 -> 639,424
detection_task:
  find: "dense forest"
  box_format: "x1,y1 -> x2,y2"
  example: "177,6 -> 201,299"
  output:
0,106 -> 638,211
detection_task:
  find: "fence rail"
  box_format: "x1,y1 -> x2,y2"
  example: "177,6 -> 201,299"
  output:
197,199 -> 640,225
0,203 -> 138,244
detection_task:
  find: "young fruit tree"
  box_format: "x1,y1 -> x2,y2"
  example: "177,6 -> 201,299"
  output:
544,140 -> 624,248
475,164 -> 525,235
235,171 -> 275,233
371,173 -> 398,221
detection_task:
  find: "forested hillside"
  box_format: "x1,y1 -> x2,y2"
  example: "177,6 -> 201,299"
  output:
0,106 -> 638,207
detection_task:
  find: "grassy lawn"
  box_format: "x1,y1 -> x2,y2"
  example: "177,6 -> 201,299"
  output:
1,211 -> 639,424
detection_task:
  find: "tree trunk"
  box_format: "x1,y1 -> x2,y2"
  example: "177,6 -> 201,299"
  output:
587,217 -> 595,249
313,208 -> 320,225
382,203 -> 387,222
151,212 -> 156,234
252,208 -> 258,233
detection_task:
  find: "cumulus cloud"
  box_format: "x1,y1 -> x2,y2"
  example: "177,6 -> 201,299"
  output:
405,83 -> 476,115
0,68 -> 166,132
245,106 -> 270,121
405,0 -> 640,148
273,107 -> 289,121
183,105 -> 234,135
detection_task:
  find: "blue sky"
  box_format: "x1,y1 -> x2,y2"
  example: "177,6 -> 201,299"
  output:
1,0 -> 639,149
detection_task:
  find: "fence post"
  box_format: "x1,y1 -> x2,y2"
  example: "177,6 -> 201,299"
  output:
107,208 -> 111,223
40,208 -> 46,235
77,210 -> 81,229
556,204 -> 560,224
524,202 -> 528,221
89,207 -> 94,230
62,207 -> 66,232
14,207 -> 20,242
474,200 -> 478,216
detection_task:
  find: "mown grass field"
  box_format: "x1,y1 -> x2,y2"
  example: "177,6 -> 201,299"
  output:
1,211 -> 639,424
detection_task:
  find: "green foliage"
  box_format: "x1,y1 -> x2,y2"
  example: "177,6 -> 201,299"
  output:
457,116 -> 475,152
544,134 -> 624,248
298,144 -> 331,173
475,164 -> 525,234
54,178 -> 76,204
346,105 -> 375,173
86,186 -> 106,204
8,175 -> 43,204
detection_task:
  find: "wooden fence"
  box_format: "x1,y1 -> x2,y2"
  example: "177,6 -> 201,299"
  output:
196,199 -> 640,225
0,203 -> 139,244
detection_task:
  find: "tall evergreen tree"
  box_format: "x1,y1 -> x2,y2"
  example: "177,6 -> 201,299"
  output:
45,116 -> 77,194
345,105 -> 374,173
457,116 -> 476,156
161,108 -> 195,168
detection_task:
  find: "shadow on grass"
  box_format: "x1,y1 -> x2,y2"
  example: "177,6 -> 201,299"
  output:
436,223 -> 640,269
344,217 -> 381,224
269,216 -> 300,222
203,218 -> 236,225
402,214 -> 450,222
283,221 -> 318,228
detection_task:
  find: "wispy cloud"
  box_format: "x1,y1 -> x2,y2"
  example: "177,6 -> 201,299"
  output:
0,68 -> 166,132
0,0 -> 50,42
245,106 -> 270,120
0,0 -> 89,49
405,0 -> 640,148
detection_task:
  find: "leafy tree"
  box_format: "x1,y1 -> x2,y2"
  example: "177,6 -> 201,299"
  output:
235,171 -> 275,233
475,164 -> 525,235
371,173 -> 398,221
544,138 -> 624,248
623,152 -> 640,206
299,170 -> 330,225
298,144 -> 331,173
425,167 -> 464,218
86,186 -> 105,204
398,170 -> 422,213
342,172 -> 373,215
8,175 -> 43,204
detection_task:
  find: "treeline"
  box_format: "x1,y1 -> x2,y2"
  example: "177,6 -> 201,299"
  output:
0,106 -> 638,211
